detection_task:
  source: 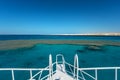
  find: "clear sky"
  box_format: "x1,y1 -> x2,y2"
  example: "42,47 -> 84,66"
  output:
0,0 -> 120,34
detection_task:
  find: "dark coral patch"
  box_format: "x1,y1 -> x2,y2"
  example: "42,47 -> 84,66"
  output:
23,62 -> 33,67
85,45 -> 105,51
80,59 -> 86,63
37,56 -> 46,61
76,49 -> 85,53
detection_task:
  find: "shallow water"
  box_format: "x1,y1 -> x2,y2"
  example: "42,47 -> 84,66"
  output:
0,44 -> 120,80
0,44 -> 120,68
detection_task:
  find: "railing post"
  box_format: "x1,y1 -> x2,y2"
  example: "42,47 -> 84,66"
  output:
115,68 -> 117,80
95,69 -> 97,80
49,54 -> 52,80
30,70 -> 32,80
11,70 -> 15,80
74,54 -> 79,80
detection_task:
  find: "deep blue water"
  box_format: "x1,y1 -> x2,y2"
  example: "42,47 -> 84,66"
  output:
0,35 -> 120,41
0,35 -> 120,80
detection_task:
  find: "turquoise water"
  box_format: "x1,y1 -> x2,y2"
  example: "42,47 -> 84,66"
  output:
0,35 -> 120,80
0,44 -> 120,80
0,44 -> 120,68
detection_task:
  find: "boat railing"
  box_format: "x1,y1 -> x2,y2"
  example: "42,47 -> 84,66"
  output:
0,68 -> 49,80
64,54 -> 120,80
65,61 -> 120,80
78,67 -> 120,80
0,54 -> 120,80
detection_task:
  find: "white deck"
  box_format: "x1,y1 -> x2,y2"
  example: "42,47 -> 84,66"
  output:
50,70 -> 74,80
47,64 -> 74,80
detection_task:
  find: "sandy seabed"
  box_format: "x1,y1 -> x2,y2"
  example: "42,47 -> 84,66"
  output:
0,40 -> 120,50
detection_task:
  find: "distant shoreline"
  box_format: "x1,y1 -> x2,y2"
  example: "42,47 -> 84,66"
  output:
1,35 -> 120,36
0,40 -> 120,51
0,33 -> 120,36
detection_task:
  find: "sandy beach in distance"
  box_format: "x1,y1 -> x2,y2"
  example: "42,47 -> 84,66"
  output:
0,40 -> 120,50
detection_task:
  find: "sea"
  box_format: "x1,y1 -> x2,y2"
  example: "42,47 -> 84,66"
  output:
0,35 -> 120,80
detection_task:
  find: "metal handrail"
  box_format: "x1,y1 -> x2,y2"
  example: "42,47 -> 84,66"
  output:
0,53 -> 120,80
0,62 -> 120,80
78,67 -> 119,80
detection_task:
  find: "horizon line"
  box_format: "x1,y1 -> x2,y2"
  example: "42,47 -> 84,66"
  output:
0,32 -> 120,36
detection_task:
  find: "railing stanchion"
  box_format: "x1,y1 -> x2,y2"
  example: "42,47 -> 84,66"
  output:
11,70 -> 15,80
74,54 -> 79,80
30,70 -> 33,80
49,54 -> 52,80
115,68 -> 117,80
95,69 -> 97,80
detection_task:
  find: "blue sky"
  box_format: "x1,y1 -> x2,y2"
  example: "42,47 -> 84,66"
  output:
0,0 -> 120,34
